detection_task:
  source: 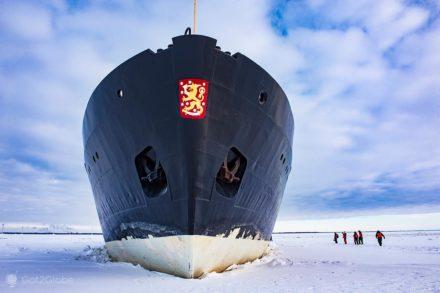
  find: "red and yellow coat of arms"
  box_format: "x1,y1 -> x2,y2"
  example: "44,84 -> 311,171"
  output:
178,78 -> 209,119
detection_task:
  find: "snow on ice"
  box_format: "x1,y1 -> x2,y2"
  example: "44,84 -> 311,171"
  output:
0,232 -> 439,292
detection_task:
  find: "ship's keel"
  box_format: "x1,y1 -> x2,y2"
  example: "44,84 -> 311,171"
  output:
105,236 -> 269,278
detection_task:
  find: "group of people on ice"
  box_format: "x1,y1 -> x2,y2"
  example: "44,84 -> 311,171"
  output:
333,230 -> 385,246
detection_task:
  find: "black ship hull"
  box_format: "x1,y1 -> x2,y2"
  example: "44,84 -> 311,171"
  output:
83,34 -> 294,277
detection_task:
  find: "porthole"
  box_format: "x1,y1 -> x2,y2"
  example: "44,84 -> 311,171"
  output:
117,89 -> 124,98
258,91 -> 268,105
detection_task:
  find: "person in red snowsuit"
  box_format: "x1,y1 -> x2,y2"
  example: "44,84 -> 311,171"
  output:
358,230 -> 363,245
353,231 -> 359,245
342,231 -> 347,244
376,231 -> 385,246
333,232 -> 339,244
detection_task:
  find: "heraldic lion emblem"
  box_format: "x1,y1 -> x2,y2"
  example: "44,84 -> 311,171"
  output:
179,78 -> 209,119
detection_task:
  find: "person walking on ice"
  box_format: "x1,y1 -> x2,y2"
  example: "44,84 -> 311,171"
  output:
358,230 -> 363,245
342,231 -> 347,244
334,232 -> 339,244
376,230 -> 385,246
353,231 -> 359,245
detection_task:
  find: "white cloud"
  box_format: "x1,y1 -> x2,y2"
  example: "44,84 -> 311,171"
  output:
0,159 -> 96,224
0,1 -> 53,40
280,0 -> 440,205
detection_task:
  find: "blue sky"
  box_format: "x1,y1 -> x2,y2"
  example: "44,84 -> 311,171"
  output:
0,0 -> 439,229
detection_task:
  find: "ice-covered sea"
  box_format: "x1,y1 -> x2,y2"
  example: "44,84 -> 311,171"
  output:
0,231 -> 439,292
